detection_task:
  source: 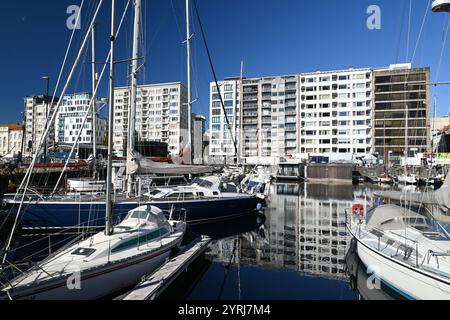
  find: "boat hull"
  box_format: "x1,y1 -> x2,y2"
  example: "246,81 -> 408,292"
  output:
354,236 -> 450,300
8,196 -> 265,229
4,241 -> 178,300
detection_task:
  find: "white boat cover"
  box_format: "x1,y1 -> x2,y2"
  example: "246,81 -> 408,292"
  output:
126,150 -> 213,175
366,205 -> 425,231
374,171 -> 450,212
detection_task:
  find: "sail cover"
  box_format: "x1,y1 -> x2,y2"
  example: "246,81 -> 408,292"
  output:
126,150 -> 213,175
374,171 -> 450,212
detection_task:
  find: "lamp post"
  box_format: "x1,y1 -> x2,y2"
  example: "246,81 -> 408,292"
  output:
42,76 -> 50,163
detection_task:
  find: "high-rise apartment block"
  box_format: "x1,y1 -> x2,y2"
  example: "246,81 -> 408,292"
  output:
113,83 -> 189,157
24,95 -> 59,155
56,93 -> 107,146
210,64 -> 431,164
373,65 -> 431,163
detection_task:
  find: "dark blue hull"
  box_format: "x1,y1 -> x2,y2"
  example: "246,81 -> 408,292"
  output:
13,197 -> 266,229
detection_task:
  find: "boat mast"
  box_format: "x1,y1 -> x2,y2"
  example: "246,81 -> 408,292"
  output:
404,103 -> 409,177
186,0 -> 193,164
106,0 -> 116,236
126,0 -> 141,197
238,61 -> 244,165
91,23 -> 98,178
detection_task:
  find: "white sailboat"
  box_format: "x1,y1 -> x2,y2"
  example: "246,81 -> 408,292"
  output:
347,204 -> 450,299
1,0 -> 186,300
1,206 -> 185,300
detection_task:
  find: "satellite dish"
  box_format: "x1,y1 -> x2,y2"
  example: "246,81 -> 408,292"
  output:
432,0 -> 450,12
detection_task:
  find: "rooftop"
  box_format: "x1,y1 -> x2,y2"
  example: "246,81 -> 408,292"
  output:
0,123 -> 24,131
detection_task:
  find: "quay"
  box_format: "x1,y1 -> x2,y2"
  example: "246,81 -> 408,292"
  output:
120,236 -> 211,301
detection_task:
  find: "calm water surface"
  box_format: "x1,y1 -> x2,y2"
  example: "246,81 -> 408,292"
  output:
1,182 -> 419,300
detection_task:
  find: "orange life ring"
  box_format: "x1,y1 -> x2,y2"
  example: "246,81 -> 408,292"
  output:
352,204 -> 364,217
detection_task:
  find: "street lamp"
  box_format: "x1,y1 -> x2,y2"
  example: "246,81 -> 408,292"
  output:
42,76 -> 50,163
432,0 -> 450,12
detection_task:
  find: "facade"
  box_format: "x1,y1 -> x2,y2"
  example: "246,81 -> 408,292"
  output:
373,64 -> 431,163
193,114 -> 206,164
113,83 -> 189,157
24,95 -> 59,155
55,93 -> 107,146
299,69 -> 373,156
209,79 -> 241,161
0,124 -> 24,157
210,64 -> 430,164
432,116 -> 450,135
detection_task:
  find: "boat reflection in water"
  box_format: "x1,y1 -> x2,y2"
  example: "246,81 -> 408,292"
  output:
183,183 -> 363,300
345,241 -> 396,300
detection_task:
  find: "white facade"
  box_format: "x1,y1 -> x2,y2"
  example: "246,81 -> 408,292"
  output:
113,83 -> 189,157
300,69 -> 373,155
24,95 -> 59,155
209,68 -> 375,163
55,93 -> 107,145
0,124 -> 24,156
209,79 -> 241,160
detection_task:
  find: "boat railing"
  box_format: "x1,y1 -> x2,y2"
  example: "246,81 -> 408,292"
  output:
421,250 -> 450,269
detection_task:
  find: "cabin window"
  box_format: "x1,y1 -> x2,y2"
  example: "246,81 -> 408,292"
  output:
149,190 -> 162,196
111,228 -> 170,253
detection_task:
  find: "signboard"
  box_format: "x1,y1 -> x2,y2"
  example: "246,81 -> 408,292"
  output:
434,153 -> 450,165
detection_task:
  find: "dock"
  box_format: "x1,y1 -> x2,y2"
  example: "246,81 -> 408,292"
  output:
121,235 -> 212,300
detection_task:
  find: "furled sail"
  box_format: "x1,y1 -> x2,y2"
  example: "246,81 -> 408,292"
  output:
127,150 -> 213,175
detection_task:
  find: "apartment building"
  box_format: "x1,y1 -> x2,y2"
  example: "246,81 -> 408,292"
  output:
24,95 -> 59,155
193,114 -> 206,164
209,79 -> 241,159
373,65 -> 431,163
210,64 -> 430,163
0,124 -> 24,156
113,83 -> 189,157
55,93 -> 107,145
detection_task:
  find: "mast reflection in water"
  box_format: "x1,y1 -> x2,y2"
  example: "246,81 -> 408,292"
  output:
182,183 -> 362,300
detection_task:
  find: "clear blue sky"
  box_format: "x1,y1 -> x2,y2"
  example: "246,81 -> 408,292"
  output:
1,0 -> 449,125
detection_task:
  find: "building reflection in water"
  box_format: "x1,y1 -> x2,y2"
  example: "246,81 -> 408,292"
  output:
206,183 -> 368,282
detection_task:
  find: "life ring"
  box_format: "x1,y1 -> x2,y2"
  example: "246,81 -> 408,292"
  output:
352,204 -> 364,217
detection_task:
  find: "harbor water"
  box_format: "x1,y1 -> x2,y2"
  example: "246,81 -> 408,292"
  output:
0,182 -> 433,300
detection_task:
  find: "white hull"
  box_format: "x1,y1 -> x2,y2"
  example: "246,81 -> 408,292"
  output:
6,243 -> 176,300
354,234 -> 450,300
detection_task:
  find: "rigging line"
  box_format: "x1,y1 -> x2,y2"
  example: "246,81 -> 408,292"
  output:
51,0 -> 132,197
410,0 -> 431,65
406,0 -> 412,62
171,0 -> 184,42
192,0 -> 238,159
13,0 -> 85,196
435,17 -> 450,82
394,1 -> 407,64
1,1 -> 105,261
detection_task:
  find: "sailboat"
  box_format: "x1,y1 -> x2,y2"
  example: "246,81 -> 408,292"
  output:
347,204 -> 450,299
0,0 -> 186,300
1,0 -> 266,231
